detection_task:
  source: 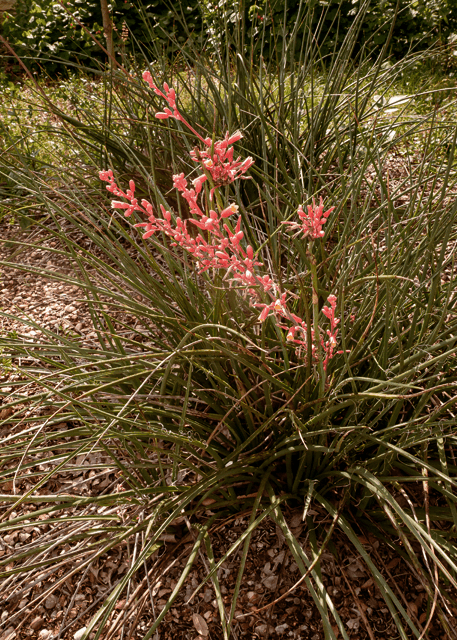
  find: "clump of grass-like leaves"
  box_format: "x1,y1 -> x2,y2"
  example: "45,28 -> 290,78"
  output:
1,5 -> 457,640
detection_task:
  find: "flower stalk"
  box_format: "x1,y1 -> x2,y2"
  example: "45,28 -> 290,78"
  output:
99,74 -> 340,386
308,243 -> 326,396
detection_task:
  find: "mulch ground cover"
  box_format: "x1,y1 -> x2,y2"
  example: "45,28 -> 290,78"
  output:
0,215 -> 454,640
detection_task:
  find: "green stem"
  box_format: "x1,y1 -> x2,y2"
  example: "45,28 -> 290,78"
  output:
308,241 -> 326,396
213,184 -> 225,212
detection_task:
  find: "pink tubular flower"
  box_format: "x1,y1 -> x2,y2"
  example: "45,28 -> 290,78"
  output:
255,293 -> 288,323
220,203 -> 239,218
227,130 -> 243,145
192,174 -> 207,194
283,197 -> 335,240
155,109 -> 173,119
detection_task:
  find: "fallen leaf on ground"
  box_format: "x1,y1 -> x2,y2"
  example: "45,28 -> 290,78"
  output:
192,613 -> 209,637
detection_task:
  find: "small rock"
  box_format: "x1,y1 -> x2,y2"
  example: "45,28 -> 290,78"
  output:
44,595 -> 57,610
3,533 -> 17,545
38,631 -> 51,640
346,618 -> 360,631
73,628 -> 87,640
30,617 -> 44,631
1,628 -> 15,640
254,625 -> 275,637
275,623 -> 289,634
262,575 -> 278,590
247,591 -> 259,605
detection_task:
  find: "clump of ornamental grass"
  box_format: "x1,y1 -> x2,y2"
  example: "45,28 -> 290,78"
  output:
1,5 -> 457,640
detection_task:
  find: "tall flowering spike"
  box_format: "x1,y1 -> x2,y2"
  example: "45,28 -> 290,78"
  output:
143,73 -> 210,145
100,82 -> 340,375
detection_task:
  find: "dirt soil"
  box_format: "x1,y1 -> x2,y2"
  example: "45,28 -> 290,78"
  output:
0,218 -> 453,640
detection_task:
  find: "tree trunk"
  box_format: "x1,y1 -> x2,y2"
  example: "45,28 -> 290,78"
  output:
99,0 -> 114,63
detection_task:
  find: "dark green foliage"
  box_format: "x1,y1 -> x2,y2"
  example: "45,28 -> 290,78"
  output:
2,0 -> 457,75
210,0 -> 457,62
0,0 -> 205,72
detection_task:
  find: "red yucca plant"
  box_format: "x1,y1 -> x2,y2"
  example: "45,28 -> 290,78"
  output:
1,4 -> 457,639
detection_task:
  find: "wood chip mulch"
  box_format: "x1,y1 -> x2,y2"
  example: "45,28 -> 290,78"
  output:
0,215 -> 454,640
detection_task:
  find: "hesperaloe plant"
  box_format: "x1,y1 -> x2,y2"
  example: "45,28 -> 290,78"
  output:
1,2 -> 457,639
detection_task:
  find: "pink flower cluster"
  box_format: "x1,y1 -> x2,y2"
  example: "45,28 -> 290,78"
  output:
99,73 -> 340,372
253,293 -> 339,370
283,197 -> 335,240
99,170 -> 141,217
190,133 -> 254,196
143,71 -> 253,198
98,170 -> 272,292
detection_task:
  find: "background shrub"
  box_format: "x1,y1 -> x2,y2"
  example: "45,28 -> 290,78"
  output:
0,0 -> 205,72
221,0 -> 457,61
2,0 -> 457,74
